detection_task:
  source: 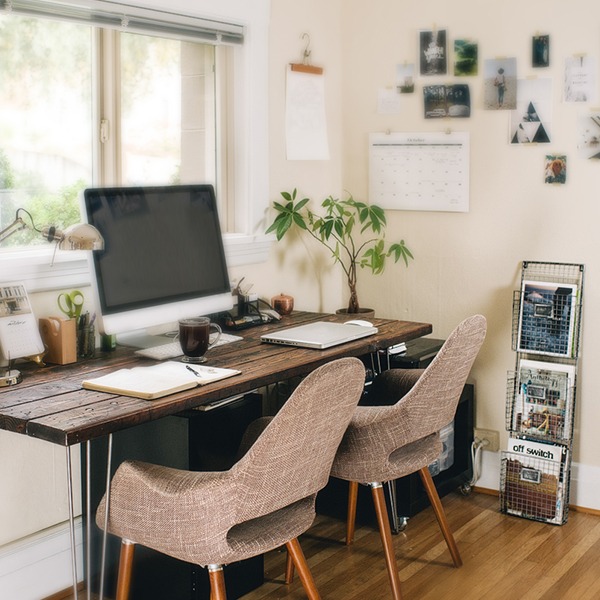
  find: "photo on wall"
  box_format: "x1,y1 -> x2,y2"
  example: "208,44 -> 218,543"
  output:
454,38 -> 478,76
577,113 -> 600,159
419,28 -> 447,76
396,63 -> 415,93
532,34 -> 550,68
510,78 -> 552,144
564,56 -> 597,103
423,84 -> 470,118
483,58 -> 517,110
544,155 -> 567,184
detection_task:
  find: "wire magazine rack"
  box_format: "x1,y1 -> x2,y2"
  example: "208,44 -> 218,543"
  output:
500,261 -> 584,525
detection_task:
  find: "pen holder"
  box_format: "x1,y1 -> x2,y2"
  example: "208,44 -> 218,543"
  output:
39,317 -> 77,365
77,325 -> 95,359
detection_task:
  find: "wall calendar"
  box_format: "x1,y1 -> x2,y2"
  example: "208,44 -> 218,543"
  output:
369,131 -> 470,212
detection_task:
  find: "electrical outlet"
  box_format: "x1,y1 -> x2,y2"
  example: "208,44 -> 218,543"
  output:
474,428 -> 499,452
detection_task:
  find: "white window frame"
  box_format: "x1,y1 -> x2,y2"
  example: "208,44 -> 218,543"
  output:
0,0 -> 271,292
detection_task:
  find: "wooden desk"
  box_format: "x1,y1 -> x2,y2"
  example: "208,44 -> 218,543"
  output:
0,311 -> 431,599
0,312 -> 431,446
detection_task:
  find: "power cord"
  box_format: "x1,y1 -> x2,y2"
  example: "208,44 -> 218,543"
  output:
467,436 -> 489,488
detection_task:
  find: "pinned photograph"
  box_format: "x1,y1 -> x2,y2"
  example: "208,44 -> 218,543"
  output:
484,58 -> 517,110
532,35 -> 550,68
396,63 -> 415,93
419,29 -> 447,76
544,155 -> 566,184
577,113 -> 600,159
423,84 -> 470,118
564,56 -> 597,103
510,79 -> 552,144
454,38 -> 478,76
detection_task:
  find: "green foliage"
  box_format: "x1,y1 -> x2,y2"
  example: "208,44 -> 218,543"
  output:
266,189 -> 414,313
1,179 -> 86,247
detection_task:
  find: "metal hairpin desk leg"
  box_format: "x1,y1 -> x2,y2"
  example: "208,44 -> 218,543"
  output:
66,446 -> 80,600
86,442 -> 91,600
99,433 -> 113,600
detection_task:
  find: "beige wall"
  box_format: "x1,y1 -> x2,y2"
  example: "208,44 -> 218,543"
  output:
263,0 -> 599,480
336,0 -> 598,474
237,0 -> 345,312
3,0 -> 600,558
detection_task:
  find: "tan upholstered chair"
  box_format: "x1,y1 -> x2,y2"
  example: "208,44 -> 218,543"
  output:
96,357 -> 366,600
330,315 -> 487,600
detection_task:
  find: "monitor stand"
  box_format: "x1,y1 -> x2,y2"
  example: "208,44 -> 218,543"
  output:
116,328 -> 177,349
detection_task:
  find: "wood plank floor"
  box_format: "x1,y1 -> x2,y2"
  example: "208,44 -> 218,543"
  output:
63,491 -> 600,600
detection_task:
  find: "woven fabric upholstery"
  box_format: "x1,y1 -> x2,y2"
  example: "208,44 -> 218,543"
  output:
330,315 -> 487,484
96,357 -> 365,567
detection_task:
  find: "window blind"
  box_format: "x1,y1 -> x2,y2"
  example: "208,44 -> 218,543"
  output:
0,0 -> 244,44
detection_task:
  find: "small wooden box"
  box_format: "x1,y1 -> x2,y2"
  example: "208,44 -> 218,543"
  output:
39,317 -> 77,365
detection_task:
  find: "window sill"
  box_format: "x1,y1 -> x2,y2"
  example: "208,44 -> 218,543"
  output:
0,235 -> 272,293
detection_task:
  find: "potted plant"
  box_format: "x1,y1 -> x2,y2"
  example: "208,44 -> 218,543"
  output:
266,189 -> 414,314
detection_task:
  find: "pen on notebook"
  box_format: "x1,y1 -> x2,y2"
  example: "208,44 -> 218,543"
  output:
186,365 -> 201,376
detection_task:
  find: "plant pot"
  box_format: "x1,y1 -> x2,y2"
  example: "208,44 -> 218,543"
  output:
335,308 -> 375,321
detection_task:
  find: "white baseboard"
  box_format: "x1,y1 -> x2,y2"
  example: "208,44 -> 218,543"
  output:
0,519 -> 83,600
473,451 -> 600,512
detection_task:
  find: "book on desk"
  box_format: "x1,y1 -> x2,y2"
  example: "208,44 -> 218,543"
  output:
82,361 -> 241,400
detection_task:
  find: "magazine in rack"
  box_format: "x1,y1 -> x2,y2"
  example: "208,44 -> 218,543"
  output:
511,359 -> 576,441
517,280 -> 578,358
502,437 -> 570,525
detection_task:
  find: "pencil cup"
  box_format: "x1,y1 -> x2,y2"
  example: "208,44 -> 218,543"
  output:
77,325 -> 95,359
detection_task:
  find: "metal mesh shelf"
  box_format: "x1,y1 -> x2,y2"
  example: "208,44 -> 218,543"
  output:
502,261 -> 583,525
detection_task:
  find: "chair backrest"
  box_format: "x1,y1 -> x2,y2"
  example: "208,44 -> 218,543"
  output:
335,315 -> 487,476
231,357 -> 365,521
395,314 -> 487,439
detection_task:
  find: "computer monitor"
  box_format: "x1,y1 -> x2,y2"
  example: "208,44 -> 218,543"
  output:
82,184 -> 233,343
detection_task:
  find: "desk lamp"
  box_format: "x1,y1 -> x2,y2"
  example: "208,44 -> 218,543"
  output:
0,208 -> 104,386
0,208 -> 104,250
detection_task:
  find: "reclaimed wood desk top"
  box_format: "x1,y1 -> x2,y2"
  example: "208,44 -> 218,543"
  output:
0,312 -> 431,446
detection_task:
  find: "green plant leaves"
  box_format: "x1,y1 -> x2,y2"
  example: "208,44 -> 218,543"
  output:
266,190 -> 414,287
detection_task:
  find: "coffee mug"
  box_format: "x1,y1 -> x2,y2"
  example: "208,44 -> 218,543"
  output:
178,317 -> 222,363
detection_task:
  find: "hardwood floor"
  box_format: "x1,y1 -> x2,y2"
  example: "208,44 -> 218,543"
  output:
245,491 -> 600,600
63,491 -> 600,600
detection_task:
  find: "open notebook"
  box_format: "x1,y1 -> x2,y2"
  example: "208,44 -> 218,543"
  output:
82,361 -> 240,400
260,321 -> 378,349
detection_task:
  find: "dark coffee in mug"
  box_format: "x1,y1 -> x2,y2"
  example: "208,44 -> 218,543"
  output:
179,319 -> 210,357
178,317 -> 222,363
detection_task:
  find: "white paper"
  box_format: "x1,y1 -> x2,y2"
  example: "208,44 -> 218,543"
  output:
285,66 -> 330,160
377,88 -> 401,115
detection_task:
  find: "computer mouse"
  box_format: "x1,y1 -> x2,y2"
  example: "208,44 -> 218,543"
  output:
345,319 -> 373,327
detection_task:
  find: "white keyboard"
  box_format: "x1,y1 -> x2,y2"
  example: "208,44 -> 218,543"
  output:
134,332 -> 243,360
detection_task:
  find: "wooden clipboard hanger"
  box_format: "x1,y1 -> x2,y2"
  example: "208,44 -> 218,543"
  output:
290,33 -> 323,75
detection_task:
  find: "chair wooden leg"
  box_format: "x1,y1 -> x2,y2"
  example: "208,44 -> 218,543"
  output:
418,467 -> 462,568
285,537 -> 321,600
115,540 -> 135,600
285,549 -> 295,584
346,480 -> 359,545
371,483 -> 403,600
208,564 -> 227,600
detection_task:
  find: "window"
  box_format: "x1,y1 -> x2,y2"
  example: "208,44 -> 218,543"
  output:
0,0 -> 270,290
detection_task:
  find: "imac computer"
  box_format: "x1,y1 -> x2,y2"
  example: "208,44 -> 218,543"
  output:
82,184 -> 233,347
